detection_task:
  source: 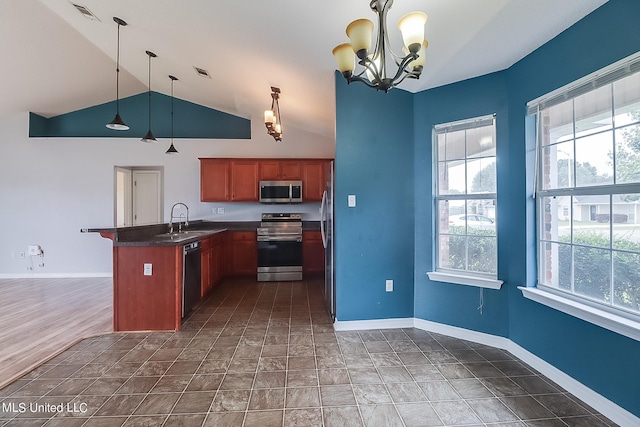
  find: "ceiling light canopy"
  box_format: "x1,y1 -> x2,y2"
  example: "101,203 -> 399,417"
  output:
333,0 -> 428,92
106,17 -> 129,131
264,87 -> 283,142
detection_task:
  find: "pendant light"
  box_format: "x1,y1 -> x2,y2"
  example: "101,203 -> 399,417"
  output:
106,17 -> 129,130
264,87 -> 283,142
166,75 -> 179,154
141,50 -> 157,143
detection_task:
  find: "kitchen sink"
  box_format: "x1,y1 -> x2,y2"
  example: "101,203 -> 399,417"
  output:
151,230 -> 212,241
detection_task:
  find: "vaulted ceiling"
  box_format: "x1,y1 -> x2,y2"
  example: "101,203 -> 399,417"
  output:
1,0 -> 607,139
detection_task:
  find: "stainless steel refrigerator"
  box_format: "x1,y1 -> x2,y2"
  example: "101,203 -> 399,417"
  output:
320,161 -> 335,321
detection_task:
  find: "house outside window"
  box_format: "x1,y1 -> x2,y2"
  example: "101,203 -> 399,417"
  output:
433,115 -> 497,281
532,55 -> 640,317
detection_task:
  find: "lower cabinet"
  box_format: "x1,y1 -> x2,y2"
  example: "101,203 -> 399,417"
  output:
303,231 -> 325,275
230,231 -> 257,276
113,245 -> 182,332
201,233 -> 226,296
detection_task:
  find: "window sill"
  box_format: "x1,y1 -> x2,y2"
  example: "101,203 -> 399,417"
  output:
427,271 -> 503,290
519,286 -> 640,342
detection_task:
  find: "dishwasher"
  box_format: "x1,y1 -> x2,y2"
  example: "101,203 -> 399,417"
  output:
182,241 -> 201,318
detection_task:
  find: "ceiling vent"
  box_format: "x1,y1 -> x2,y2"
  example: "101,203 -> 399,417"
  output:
194,67 -> 211,79
70,2 -> 100,21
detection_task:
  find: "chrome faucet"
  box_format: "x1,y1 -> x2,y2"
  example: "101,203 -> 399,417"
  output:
169,203 -> 189,234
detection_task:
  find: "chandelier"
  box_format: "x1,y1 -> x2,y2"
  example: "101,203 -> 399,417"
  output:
333,0 -> 428,92
264,87 -> 283,142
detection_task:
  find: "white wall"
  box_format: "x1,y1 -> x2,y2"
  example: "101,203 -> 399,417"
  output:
0,113 -> 334,277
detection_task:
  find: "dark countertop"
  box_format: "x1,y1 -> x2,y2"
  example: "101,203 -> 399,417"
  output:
82,219 -> 321,246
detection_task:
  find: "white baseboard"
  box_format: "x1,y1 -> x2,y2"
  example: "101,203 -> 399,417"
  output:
333,317 -> 414,331
0,273 -> 112,279
334,316 -> 639,427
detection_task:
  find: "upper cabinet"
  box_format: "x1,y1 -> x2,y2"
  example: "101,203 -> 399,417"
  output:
302,160 -> 327,202
230,160 -> 259,201
259,160 -> 301,180
200,158 -> 331,202
200,158 -> 230,201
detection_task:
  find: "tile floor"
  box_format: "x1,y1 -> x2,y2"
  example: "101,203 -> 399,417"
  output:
0,278 -> 618,426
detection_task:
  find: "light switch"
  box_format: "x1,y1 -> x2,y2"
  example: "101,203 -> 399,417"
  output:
348,194 -> 356,207
143,263 -> 152,276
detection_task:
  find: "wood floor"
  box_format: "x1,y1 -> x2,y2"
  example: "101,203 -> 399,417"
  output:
0,277 -> 112,389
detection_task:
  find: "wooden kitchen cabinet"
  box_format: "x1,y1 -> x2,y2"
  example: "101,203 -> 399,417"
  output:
113,245 -> 182,331
259,160 -> 302,180
230,160 -> 259,201
200,158 -> 332,202
303,230 -> 325,275
302,160 -> 329,201
200,158 -> 230,201
230,231 -> 257,276
201,237 -> 212,296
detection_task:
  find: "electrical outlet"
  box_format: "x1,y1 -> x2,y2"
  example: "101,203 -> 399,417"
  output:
386,279 -> 393,292
143,263 -> 153,276
19,252 -> 25,259
217,207 -> 225,214
348,194 -> 356,207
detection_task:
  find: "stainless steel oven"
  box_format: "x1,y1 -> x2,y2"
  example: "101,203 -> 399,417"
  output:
257,213 -> 303,281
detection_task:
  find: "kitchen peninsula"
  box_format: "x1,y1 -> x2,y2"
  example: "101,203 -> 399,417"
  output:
86,220 -> 255,332
85,219 -> 322,332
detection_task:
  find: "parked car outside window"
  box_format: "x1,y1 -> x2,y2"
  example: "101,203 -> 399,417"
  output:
449,214 -> 495,230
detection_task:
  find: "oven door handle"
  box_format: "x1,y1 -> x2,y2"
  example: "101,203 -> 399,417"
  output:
257,235 -> 303,242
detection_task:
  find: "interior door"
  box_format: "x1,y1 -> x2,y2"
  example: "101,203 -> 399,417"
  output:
132,170 -> 163,225
115,167 -> 132,227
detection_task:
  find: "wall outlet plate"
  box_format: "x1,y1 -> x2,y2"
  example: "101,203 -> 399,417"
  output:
386,279 -> 393,292
348,194 -> 356,207
143,263 -> 153,276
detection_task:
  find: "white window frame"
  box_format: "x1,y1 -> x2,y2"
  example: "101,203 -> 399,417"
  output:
428,114 -> 503,290
525,52 -> 640,342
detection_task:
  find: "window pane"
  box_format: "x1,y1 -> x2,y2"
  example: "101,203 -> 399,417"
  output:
439,160 -> 465,195
613,194 -> 640,250
615,125 -> 640,184
540,242 -> 572,290
438,235 -> 466,270
438,200 -> 466,236
574,132 -> 614,186
439,130 -> 466,161
574,85 -> 613,136
542,99 -> 573,145
573,195 -> 610,248
467,157 -> 496,194
467,126 -> 495,158
466,199 -> 495,236
614,72 -> 640,123
613,250 -> 640,312
542,142 -> 575,190
574,246 -> 611,303
468,236 -> 496,274
541,196 -> 571,243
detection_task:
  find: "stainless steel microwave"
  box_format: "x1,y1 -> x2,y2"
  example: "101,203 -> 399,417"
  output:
259,180 -> 303,203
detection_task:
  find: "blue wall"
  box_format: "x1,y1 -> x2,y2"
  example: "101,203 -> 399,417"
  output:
335,75 -> 415,321
413,71 -> 510,338
29,92 -> 251,139
335,0 -> 640,417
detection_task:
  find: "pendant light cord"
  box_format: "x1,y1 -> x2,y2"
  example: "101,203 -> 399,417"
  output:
115,23 -> 121,112
170,78 -> 174,142
147,54 -> 152,131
